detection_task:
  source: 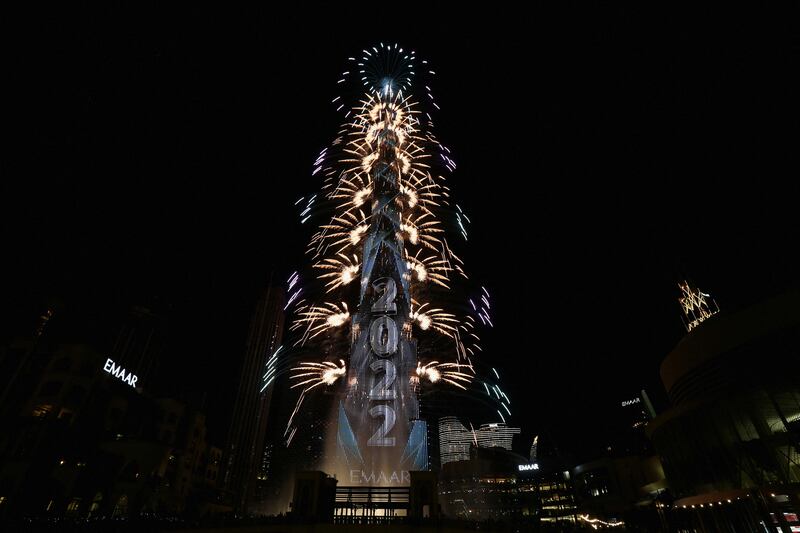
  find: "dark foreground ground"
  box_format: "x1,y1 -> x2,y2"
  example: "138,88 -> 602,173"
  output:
0,517 -> 600,533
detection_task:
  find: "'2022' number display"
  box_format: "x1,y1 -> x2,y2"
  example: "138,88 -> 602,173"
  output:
367,278 -> 398,447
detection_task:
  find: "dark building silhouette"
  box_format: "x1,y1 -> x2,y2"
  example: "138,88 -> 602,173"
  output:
648,288 -> 800,531
438,446 -> 530,521
222,284 -> 285,514
0,342 -> 226,520
571,455 -> 665,528
602,389 -> 657,458
108,305 -> 167,391
291,471 -> 337,522
0,303 -> 59,420
258,379 -> 334,515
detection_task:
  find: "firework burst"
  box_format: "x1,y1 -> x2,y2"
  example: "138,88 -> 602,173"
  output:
416,361 -> 473,390
290,359 -> 347,391
292,43 -> 491,373
282,43 -> 510,448
291,301 -> 350,345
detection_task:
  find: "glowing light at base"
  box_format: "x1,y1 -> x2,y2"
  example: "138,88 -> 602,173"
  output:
578,514 -> 625,528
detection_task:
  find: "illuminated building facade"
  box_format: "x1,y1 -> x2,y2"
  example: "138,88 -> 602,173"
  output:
438,416 -> 472,466
438,446 -> 579,526
222,284 -> 285,513
332,93 -> 428,483
648,288 -> 800,531
438,416 -> 521,467
439,446 -> 526,521
289,45 -> 499,489
517,465 -> 577,526
476,422 -> 521,450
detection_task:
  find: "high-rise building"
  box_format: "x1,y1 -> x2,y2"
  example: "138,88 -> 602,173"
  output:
108,305 -> 167,390
476,422 -> 521,450
439,417 -> 522,467
438,416 -> 473,466
517,461 -> 578,526
222,284 -> 285,514
290,45 -> 503,489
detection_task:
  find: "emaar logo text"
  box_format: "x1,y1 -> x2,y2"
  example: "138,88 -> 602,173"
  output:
103,358 -> 138,388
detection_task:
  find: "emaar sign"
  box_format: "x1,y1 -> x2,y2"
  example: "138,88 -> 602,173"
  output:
103,358 -> 138,388
518,463 -> 539,472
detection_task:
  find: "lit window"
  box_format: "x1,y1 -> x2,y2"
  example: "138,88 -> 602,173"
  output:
32,404 -> 53,417
66,498 -> 82,513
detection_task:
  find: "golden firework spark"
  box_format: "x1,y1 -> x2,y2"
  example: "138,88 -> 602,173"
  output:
315,253 -> 361,292
291,302 -> 350,345
416,361 -> 473,390
288,46 -> 502,428
410,301 -> 458,336
290,359 -> 347,391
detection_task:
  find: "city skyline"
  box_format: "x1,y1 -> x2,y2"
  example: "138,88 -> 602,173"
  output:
2,4 -> 800,531
3,2 -> 798,514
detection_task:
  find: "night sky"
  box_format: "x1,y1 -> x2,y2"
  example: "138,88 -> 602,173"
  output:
4,5 -> 799,456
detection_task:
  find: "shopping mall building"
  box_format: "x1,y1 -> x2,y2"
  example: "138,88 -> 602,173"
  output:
648,289 -> 800,531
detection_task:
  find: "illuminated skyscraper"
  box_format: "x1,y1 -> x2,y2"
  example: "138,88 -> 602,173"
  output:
438,417 -> 521,467
439,416 -> 472,466
281,44 -> 507,489
476,422 -> 521,451
223,284 -> 285,513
